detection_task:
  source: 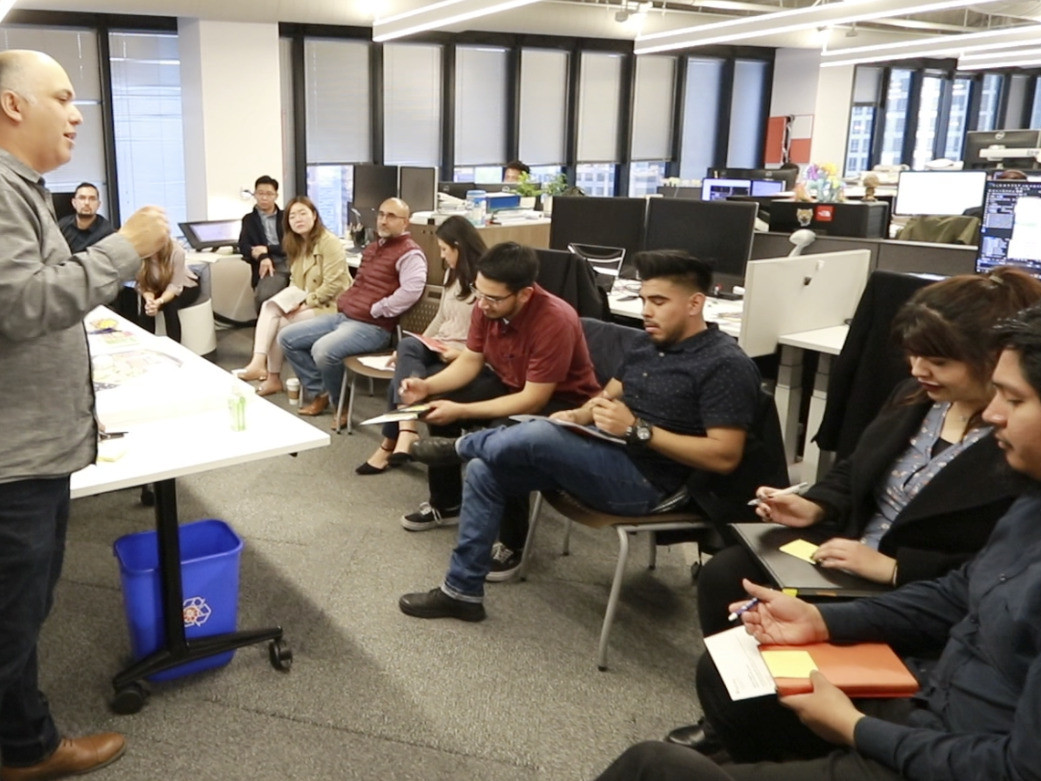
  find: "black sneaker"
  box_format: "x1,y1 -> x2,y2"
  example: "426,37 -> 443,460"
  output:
485,542 -> 523,582
400,502 -> 460,532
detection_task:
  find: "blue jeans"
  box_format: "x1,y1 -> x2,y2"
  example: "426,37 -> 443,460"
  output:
382,336 -> 446,440
0,478 -> 68,766
441,420 -> 667,602
277,313 -> 391,403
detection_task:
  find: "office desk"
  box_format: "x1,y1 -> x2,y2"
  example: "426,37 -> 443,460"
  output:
608,283 -> 743,339
409,219 -> 551,285
74,308 -> 329,712
776,325 -> 848,481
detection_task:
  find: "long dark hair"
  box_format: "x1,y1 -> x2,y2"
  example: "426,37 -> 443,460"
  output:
892,266 -> 1041,411
435,215 -> 485,299
282,196 -> 326,263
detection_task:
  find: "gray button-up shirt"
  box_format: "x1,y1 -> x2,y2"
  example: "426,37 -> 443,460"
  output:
0,149 -> 140,482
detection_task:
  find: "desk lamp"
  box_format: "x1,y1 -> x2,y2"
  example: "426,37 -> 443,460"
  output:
787,228 -> 816,257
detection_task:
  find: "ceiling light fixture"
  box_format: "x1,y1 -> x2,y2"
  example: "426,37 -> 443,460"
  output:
633,0 -> 1007,55
959,54 -> 1041,69
373,0 -> 543,43
0,0 -> 14,23
820,23 -> 1041,67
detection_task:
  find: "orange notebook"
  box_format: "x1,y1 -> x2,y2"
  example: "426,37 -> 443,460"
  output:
760,642 -> 920,698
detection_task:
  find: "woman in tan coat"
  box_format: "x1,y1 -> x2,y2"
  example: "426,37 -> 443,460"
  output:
238,196 -> 350,395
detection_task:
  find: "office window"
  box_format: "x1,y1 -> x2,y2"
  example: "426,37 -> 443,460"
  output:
306,165 -> 353,236
0,26 -> 109,212
576,163 -> 616,197
631,56 -> 675,161
1004,74 -> 1030,129
944,77 -> 971,161
305,38 -> 370,165
455,46 -> 508,166
279,37 -> 296,201
727,59 -> 768,168
109,31 -> 186,228
912,75 -> 943,169
453,166 -> 505,183
384,43 -> 442,166
977,73 -> 1002,131
529,165 -> 564,183
879,69 -> 912,166
519,49 -> 569,165
1033,79 -> 1041,128
629,161 -> 667,196
577,51 -> 622,163
680,57 -> 723,179
845,66 -> 882,176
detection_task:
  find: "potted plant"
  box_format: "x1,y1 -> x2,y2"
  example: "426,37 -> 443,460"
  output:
513,172 -> 541,209
540,173 -> 570,214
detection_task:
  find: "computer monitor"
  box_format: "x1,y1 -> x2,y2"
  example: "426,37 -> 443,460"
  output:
644,198 -> 757,279
963,129 -> 1041,170
702,178 -> 751,201
179,220 -> 242,252
352,164 -> 399,229
975,179 -> 1041,277
894,170 -> 988,216
399,166 -> 437,213
750,179 -> 786,197
51,191 -> 77,222
439,181 -> 476,200
549,196 -> 646,257
709,167 -> 798,190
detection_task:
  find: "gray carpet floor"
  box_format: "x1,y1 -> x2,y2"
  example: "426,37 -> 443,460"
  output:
43,324 -> 710,780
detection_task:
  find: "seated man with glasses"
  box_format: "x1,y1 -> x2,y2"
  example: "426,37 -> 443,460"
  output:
238,174 -> 288,309
279,197 -> 426,429
57,181 -> 114,253
395,241 -> 601,579
398,250 -> 761,621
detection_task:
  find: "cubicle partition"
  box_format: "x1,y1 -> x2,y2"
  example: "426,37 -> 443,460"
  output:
549,197 -> 646,256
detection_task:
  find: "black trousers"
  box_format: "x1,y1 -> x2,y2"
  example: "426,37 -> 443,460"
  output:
0,478 -> 69,767
593,740 -> 905,781
697,544 -> 772,636
136,284 -> 202,344
425,368 -> 572,551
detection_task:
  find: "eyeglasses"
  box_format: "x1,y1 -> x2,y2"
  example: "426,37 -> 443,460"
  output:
74,195 -> 99,202
377,211 -> 407,221
472,288 -> 520,304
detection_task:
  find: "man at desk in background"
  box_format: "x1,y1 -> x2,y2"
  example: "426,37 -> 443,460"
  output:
57,182 -> 113,253
279,197 -> 426,428
0,49 -> 169,780
503,160 -> 530,183
398,250 -> 760,620
238,174 -> 287,309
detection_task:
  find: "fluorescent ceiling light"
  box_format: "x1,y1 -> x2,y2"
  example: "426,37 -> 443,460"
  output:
633,0 -> 1006,55
821,24 -> 1041,67
959,55 -> 1041,69
959,46 -> 1041,63
0,0 -> 14,22
373,0 -> 542,42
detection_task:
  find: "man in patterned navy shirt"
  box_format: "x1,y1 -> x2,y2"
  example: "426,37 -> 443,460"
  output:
399,250 -> 761,622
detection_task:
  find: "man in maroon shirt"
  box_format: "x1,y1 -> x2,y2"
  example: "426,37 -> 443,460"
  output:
397,241 -> 600,578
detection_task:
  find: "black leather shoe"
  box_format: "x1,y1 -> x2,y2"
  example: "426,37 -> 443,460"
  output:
410,437 -> 462,467
664,720 -> 724,754
399,588 -> 486,622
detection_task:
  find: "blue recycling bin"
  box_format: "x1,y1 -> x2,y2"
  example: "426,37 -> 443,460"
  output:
113,519 -> 242,682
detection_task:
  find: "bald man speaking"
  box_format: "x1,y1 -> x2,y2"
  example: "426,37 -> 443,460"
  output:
279,197 -> 427,428
0,50 -> 169,780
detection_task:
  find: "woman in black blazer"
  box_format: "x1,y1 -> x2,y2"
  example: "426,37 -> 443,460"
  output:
696,267 -> 1041,637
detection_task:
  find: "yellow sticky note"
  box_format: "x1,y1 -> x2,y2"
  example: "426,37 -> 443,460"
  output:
779,538 -> 819,564
761,649 -> 818,679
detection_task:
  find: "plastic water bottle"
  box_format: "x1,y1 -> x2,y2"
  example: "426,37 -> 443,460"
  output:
227,383 -> 247,432
465,189 -> 487,227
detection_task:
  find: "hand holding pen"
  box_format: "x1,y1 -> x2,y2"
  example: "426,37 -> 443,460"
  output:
752,483 -> 826,528
748,481 -> 809,506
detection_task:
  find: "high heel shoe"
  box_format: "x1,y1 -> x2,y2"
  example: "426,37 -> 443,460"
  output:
388,430 -> 419,466
235,367 -> 268,382
355,443 -> 396,476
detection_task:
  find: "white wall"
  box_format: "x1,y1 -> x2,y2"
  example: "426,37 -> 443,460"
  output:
179,19 -> 283,220
770,48 -> 820,118
811,64 -> 855,168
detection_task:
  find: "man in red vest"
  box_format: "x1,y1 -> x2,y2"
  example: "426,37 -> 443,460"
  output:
278,197 -> 426,429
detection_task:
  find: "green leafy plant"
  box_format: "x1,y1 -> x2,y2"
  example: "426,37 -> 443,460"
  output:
543,173 -> 570,196
513,172 -> 542,197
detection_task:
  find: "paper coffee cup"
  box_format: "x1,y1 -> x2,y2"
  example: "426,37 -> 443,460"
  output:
286,377 -> 301,405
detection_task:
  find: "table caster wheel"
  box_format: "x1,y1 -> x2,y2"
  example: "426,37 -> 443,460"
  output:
269,638 -> 293,672
111,683 -> 148,715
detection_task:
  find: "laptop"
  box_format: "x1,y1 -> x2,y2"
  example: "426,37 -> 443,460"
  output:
730,523 -> 891,598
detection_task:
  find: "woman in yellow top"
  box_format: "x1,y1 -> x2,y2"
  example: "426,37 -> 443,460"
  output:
238,196 -> 351,396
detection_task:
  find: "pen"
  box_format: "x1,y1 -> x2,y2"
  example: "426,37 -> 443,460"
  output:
727,597 -> 760,622
747,481 -> 810,506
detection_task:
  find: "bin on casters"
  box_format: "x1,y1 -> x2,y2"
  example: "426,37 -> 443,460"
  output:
113,519 -> 242,682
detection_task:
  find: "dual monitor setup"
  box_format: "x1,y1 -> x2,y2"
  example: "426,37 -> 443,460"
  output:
548,196 -> 758,282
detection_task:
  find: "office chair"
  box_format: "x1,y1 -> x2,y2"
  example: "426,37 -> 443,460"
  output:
566,243 -> 626,289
